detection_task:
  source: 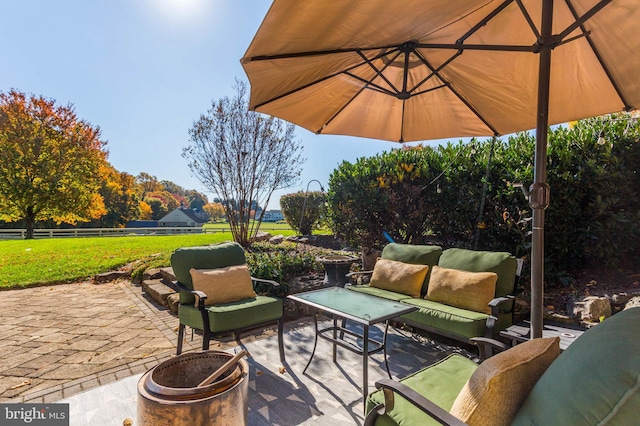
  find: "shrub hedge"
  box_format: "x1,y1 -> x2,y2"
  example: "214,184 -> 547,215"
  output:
327,113 -> 640,283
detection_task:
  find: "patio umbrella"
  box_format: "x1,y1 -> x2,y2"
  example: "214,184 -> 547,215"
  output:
240,0 -> 640,338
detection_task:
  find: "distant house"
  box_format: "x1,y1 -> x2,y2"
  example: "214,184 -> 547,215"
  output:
158,208 -> 207,227
261,210 -> 284,222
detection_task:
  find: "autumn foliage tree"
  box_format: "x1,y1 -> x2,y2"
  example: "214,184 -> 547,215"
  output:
91,164 -> 140,228
0,90 -> 108,238
203,202 -> 225,221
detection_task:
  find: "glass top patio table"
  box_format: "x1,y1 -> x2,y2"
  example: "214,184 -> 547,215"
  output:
288,286 -> 417,404
288,286 -> 416,325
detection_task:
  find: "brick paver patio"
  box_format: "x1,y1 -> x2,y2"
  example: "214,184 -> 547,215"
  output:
0,280 -> 198,403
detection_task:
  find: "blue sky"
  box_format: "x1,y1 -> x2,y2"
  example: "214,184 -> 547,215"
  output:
0,0 -> 465,209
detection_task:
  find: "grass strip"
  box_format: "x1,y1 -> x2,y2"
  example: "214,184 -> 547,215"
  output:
0,230 -> 294,288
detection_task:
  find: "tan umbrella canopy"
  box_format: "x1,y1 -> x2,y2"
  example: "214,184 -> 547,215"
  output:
241,0 -> 640,338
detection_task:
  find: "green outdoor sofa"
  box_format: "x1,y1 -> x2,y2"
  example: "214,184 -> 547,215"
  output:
348,243 -> 521,344
364,306 -> 640,425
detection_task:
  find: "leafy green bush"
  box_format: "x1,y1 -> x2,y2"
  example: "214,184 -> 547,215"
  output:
327,146 -> 443,249
246,242 -> 324,295
280,191 -> 327,235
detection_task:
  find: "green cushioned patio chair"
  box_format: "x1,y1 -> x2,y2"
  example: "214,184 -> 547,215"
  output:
364,307 -> 640,426
170,242 -> 285,361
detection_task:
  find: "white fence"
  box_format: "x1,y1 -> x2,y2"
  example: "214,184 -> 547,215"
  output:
0,227 -> 288,240
0,227 -> 207,239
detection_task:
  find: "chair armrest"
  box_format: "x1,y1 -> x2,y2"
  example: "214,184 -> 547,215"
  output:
251,277 -> 281,288
175,281 -> 208,310
364,378 -> 467,426
469,336 -> 510,361
488,295 -> 515,318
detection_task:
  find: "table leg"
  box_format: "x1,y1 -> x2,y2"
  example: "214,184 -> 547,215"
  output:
362,324 -> 369,401
303,313 -> 319,374
332,315 -> 337,363
382,321 -> 391,379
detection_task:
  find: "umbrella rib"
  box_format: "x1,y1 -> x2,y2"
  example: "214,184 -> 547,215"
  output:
409,49 -> 499,135
409,50 -> 461,95
515,0 -> 542,43
356,49 -> 403,95
415,42 -> 535,52
316,86 -> 368,136
438,81 -> 500,136
562,0 -> 631,109
251,53 -> 386,110
412,84 -> 448,98
457,0 -> 515,44
344,71 -> 397,97
246,45 -> 406,62
558,0 -> 613,41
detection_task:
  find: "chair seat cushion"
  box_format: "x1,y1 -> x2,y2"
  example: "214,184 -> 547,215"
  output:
512,307 -> 640,426
401,298 -> 489,339
366,354 -> 478,426
179,296 -> 283,333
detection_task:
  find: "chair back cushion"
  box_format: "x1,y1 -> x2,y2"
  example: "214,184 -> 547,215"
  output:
369,258 -> 429,298
438,248 -> 517,298
170,242 -> 247,304
512,307 -> 640,425
381,243 -> 442,296
190,264 -> 257,305
426,266 -> 497,314
450,337 -> 560,426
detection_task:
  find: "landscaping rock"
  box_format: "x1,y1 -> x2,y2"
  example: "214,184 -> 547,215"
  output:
269,234 -> 285,244
159,267 -> 176,283
570,296 -> 612,322
93,271 -> 127,283
143,268 -> 163,281
624,296 -> 640,310
142,279 -> 176,306
254,231 -> 272,242
167,293 -> 180,313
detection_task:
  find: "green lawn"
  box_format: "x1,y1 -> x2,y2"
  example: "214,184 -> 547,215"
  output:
0,228 -> 297,288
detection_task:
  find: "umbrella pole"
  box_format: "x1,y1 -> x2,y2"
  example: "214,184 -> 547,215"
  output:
530,0 -> 554,339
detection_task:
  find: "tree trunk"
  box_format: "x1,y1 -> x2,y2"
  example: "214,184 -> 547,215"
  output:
361,246 -> 382,271
25,208 -> 36,239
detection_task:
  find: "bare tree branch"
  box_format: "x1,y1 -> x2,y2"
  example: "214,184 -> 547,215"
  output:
183,80 -> 305,247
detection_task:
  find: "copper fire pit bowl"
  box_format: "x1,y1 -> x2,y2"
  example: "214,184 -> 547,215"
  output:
137,351 -> 249,425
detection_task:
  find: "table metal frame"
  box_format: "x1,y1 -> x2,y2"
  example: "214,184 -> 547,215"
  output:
287,287 -> 417,401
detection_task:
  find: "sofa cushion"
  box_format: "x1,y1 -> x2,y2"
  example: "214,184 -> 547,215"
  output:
190,264 -> 257,306
512,307 -> 640,426
450,337 -> 560,426
438,248 -> 517,298
369,258 -> 429,298
381,244 -> 442,296
178,296 -> 283,333
366,354 -> 478,426
426,266 -> 497,314
400,298 -> 490,339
